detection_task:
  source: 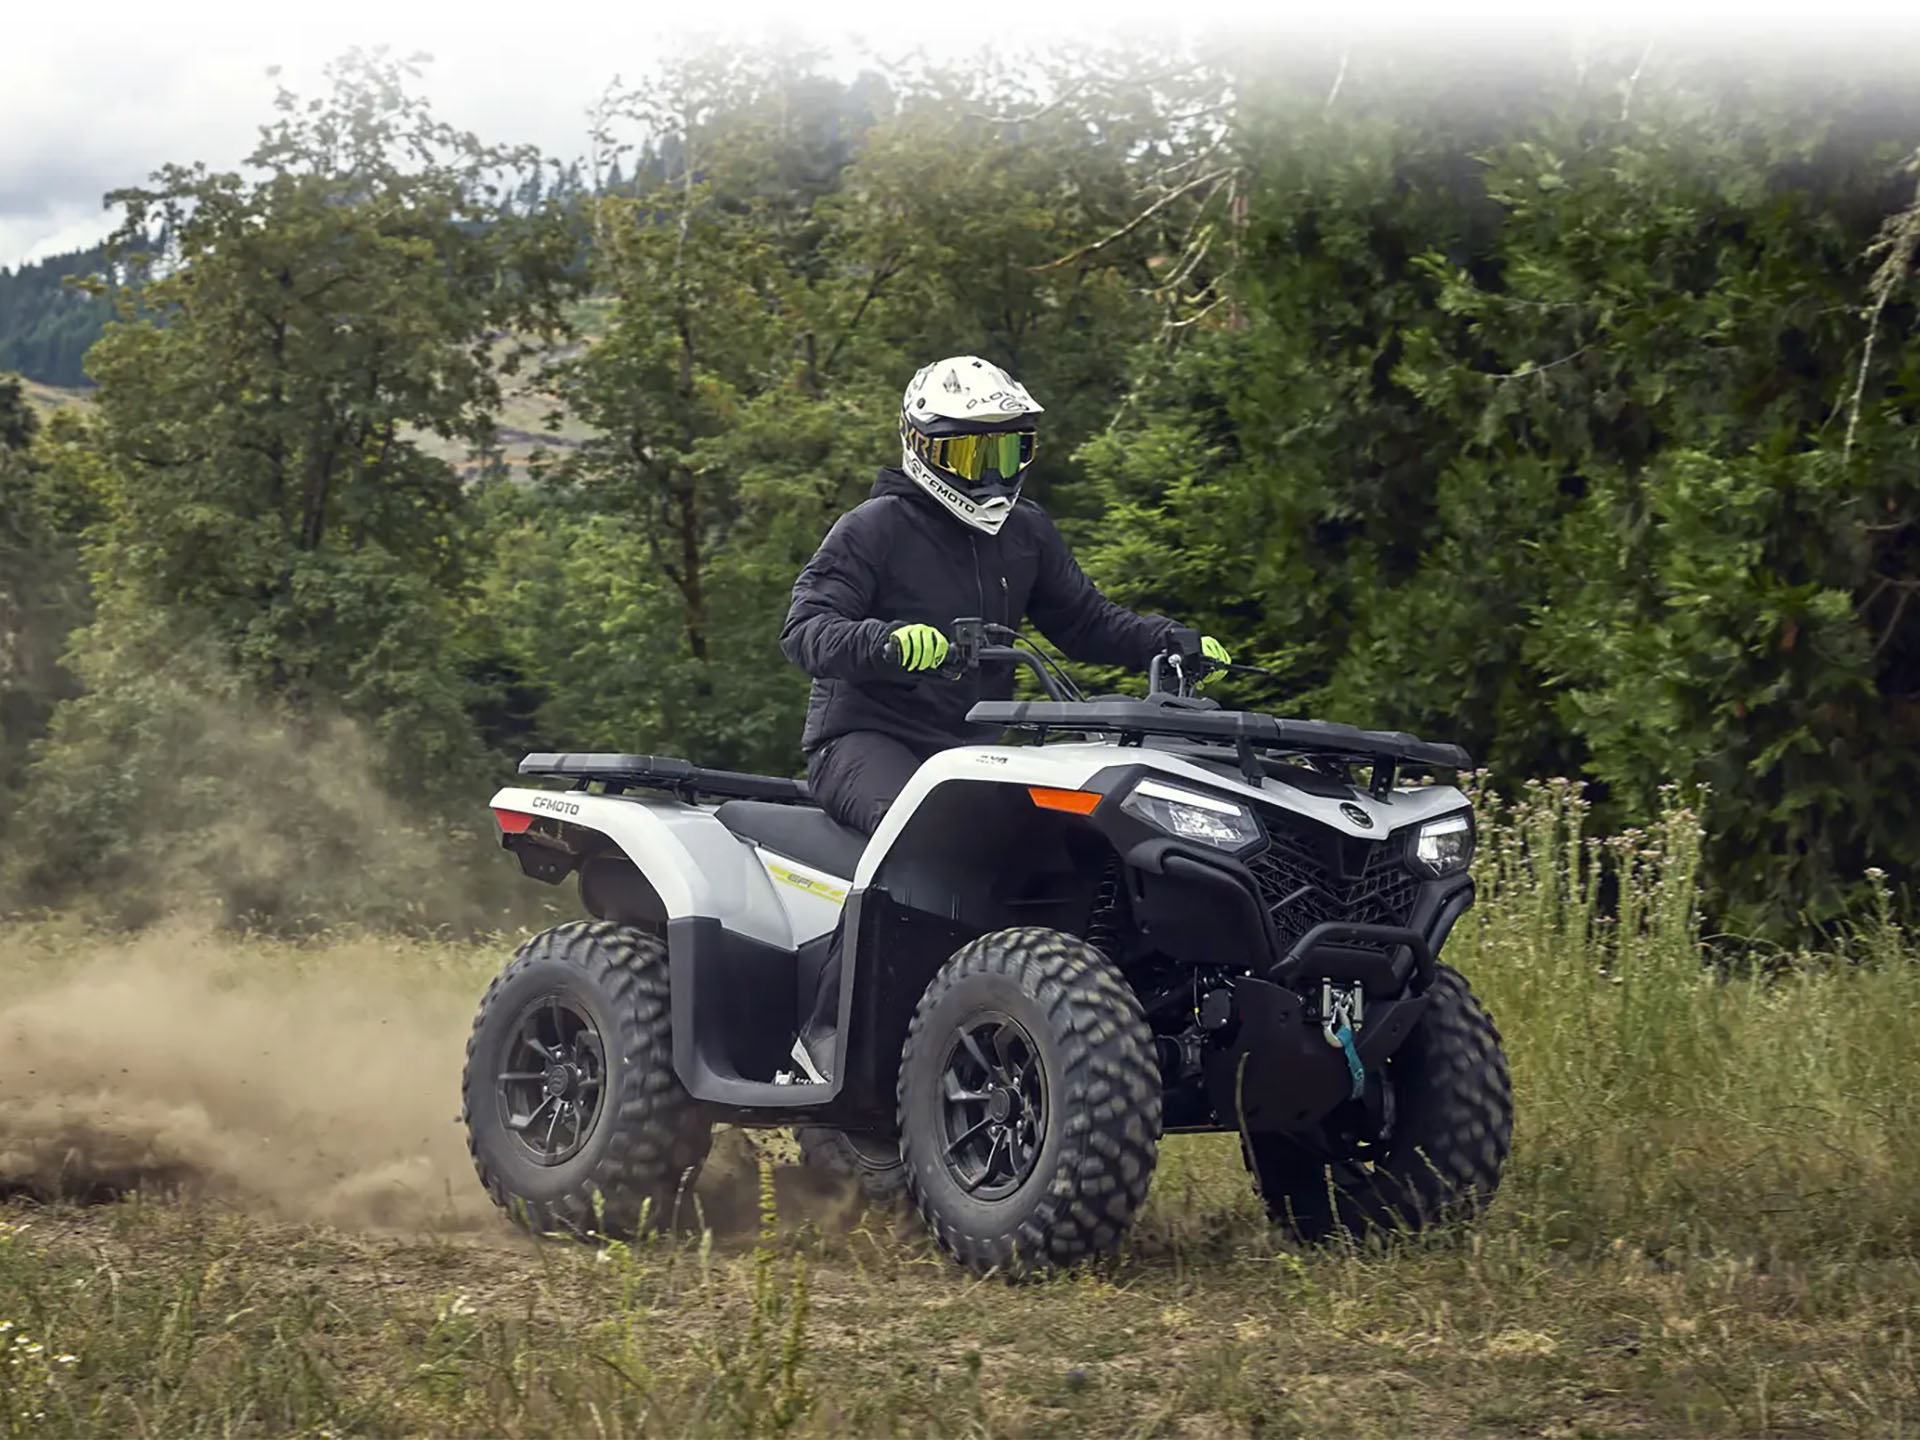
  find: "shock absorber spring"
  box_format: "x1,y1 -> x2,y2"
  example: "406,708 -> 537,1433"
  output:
1085,855 -> 1125,961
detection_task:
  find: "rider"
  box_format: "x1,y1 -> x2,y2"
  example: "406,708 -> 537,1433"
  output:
779,354 -> 1230,1080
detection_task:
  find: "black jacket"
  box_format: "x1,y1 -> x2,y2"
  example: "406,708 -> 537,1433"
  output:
781,468 -> 1179,754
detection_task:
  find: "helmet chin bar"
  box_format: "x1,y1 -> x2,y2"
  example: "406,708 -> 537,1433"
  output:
903,449 -> 1020,535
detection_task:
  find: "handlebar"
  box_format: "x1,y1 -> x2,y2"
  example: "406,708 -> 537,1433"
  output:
888,618 -> 1263,704
884,619 -> 1080,701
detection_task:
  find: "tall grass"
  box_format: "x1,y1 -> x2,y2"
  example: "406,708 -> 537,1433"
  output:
1459,777 -> 1920,1261
3,784 -> 1918,1435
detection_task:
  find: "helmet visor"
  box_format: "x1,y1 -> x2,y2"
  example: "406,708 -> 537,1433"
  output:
909,426 -> 1038,494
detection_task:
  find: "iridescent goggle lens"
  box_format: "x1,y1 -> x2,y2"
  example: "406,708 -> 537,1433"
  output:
909,427 -> 1037,487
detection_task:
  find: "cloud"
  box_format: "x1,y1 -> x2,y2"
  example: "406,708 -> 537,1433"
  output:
0,22 -> 612,268
5,0 -> 1918,267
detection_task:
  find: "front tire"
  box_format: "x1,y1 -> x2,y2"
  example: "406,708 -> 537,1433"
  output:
463,921 -> 711,1238
1249,964 -> 1512,1243
897,927 -> 1160,1278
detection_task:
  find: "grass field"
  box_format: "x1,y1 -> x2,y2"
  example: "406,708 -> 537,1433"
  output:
15,379 -> 86,420
2,783 -> 1916,1437
11,303 -> 610,482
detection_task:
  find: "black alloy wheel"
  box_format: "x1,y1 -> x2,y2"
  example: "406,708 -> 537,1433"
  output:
897,927 -> 1161,1278
463,922 -> 711,1238
936,1012 -> 1048,1201
496,993 -> 606,1165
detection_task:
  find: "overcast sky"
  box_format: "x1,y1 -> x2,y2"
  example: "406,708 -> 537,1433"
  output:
4,0 -> 1917,269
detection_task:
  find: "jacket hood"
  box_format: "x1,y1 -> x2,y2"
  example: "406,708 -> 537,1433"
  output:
870,466 -> 924,502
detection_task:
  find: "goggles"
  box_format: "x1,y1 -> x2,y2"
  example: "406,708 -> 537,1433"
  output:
907,424 -> 1038,491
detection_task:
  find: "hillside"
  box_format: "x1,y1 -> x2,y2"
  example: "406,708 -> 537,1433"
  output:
18,376 -> 86,418
406,310 -> 608,482
8,304 -> 612,482
0,243 -> 113,388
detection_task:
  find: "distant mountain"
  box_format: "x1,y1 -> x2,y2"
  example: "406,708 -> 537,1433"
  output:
0,243 -> 113,388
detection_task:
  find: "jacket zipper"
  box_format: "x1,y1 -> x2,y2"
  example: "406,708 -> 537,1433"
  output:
969,534 -> 986,619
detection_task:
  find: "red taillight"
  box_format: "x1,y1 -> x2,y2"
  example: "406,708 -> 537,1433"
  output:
492,807 -> 534,834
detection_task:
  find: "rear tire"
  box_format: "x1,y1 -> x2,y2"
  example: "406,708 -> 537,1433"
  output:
463,921 -> 711,1238
794,1127 -> 909,1202
897,927 -> 1160,1278
1249,964 -> 1512,1243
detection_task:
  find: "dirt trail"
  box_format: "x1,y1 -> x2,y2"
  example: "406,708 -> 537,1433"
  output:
0,926 -> 872,1239
0,927 -> 497,1229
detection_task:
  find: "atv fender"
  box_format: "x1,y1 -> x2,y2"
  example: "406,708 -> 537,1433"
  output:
489,786 -> 795,950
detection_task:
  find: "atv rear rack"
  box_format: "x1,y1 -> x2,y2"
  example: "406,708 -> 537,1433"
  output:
518,752 -> 812,805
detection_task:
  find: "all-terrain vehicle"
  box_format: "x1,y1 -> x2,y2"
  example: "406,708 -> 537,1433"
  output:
463,623 -> 1512,1276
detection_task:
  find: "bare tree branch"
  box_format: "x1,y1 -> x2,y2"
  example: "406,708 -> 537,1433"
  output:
1141,138 -> 1228,195
1845,151 -> 1920,464
966,75 -> 1091,126
1033,166 -> 1232,273
1159,291 -> 1229,337
1620,36 -> 1657,122
1325,48 -> 1350,113
1488,347 -> 1591,382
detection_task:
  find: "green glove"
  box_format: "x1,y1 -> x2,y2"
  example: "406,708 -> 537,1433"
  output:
1196,635 -> 1232,687
891,623 -> 950,672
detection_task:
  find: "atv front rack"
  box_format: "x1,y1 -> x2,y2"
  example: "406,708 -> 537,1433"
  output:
518,752 -> 812,805
969,700 -> 1471,789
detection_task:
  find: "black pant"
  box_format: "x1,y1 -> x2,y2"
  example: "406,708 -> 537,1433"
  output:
802,730 -> 936,1040
807,730 -> 931,838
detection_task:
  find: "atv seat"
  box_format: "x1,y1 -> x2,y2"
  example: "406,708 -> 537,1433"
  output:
714,801 -> 867,881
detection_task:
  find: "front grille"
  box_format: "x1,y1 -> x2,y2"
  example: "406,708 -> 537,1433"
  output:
1247,826 -> 1420,957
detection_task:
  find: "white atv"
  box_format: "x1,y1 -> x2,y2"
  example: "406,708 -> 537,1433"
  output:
464,622 -> 1512,1276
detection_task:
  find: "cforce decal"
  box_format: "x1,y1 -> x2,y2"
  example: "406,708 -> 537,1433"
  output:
766,860 -> 849,905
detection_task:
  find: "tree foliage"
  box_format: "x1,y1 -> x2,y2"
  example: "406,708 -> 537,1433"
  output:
3,37 -> 1914,939
484,46 -> 1200,773
1080,40 -> 1920,936
7,50 -> 580,912
0,379 -> 99,824
0,244 -> 114,387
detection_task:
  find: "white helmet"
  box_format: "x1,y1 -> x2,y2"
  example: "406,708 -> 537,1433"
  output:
899,356 -> 1044,535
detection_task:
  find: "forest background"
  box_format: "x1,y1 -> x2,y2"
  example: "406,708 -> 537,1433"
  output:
1,33 -> 1915,945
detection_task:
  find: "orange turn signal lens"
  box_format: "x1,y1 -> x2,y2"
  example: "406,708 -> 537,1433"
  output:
1028,786 -> 1101,815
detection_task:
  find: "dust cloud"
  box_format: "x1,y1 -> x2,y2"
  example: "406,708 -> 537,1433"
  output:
0,924 -> 889,1241
0,924 -> 499,1229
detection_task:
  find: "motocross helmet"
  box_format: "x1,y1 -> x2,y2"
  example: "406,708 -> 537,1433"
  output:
899,356 -> 1043,535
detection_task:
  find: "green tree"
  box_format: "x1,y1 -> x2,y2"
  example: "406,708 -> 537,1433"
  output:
0,383 -> 101,837
0,244 -> 115,387
12,50 -> 579,916
485,46 -> 1203,774
1079,39 -> 1920,937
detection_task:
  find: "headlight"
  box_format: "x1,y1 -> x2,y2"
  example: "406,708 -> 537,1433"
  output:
1121,779 -> 1264,853
1414,812 -> 1474,877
